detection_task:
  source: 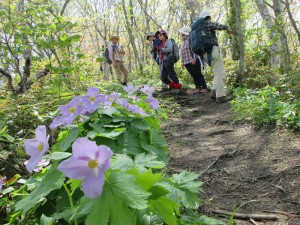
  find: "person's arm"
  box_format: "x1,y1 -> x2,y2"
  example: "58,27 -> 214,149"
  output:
161,40 -> 172,54
206,21 -> 235,34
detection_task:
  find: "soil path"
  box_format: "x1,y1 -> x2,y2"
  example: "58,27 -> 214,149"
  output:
160,90 -> 300,225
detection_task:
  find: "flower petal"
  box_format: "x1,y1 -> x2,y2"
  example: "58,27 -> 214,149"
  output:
82,171 -> 105,198
26,155 -> 43,173
72,137 -> 98,159
57,157 -> 91,180
35,125 -> 47,141
25,139 -> 41,156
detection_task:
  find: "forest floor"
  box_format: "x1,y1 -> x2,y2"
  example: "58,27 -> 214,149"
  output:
159,90 -> 300,225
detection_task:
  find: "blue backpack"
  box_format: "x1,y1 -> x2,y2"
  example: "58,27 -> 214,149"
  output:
189,18 -> 213,65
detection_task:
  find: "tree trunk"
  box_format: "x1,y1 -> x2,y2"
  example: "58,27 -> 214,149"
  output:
285,0 -> 300,45
254,0 -> 281,85
273,0 -> 290,68
121,0 -> 141,69
232,0 -> 245,81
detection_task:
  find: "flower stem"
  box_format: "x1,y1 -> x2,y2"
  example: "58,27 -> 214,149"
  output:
63,183 -> 78,225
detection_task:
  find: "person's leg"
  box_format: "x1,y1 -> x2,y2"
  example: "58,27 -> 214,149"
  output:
165,60 -> 179,84
158,64 -> 168,90
119,62 -> 129,83
210,46 -> 226,98
185,63 -> 201,90
113,62 -> 122,82
161,62 -> 170,85
203,46 -> 226,99
195,58 -> 207,91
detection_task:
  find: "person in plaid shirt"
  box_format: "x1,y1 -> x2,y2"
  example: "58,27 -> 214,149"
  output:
199,10 -> 235,103
178,26 -> 208,94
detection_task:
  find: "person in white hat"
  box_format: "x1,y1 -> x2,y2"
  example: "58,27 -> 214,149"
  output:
178,25 -> 208,94
108,35 -> 129,85
198,10 -> 235,103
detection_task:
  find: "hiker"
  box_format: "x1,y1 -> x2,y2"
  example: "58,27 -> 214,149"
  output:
178,26 -> 208,94
146,32 -> 168,91
108,35 -> 129,85
192,10 -> 235,103
156,29 -> 182,90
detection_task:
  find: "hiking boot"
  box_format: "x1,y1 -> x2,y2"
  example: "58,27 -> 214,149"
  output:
210,89 -> 216,100
168,81 -> 175,89
200,88 -> 208,93
216,96 -> 228,103
173,83 -> 182,89
121,81 -> 127,86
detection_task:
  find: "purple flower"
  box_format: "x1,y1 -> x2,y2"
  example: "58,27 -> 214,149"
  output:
57,137 -> 113,198
49,116 -> 62,129
105,92 -> 118,106
59,97 -> 84,125
141,85 -> 155,97
123,84 -> 138,95
0,176 -> 5,191
118,99 -> 129,108
147,96 -> 160,109
24,159 -> 50,173
24,125 -> 49,173
82,86 -> 107,113
128,104 -> 148,116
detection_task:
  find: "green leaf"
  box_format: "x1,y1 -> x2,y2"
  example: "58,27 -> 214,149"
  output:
44,152 -> 72,161
112,153 -> 165,172
134,153 -> 166,170
51,24 -> 57,31
198,215 -> 225,225
70,35 -> 81,42
158,171 -> 202,208
111,154 -> 135,171
96,57 -> 105,62
107,172 -> 150,209
40,214 -> 54,225
149,196 -> 179,225
132,169 -> 162,191
54,127 -> 81,152
85,185 -> 134,225
121,130 -> 144,155
60,33 -> 68,41
88,123 -> 124,139
15,169 -> 65,213
131,119 -> 149,130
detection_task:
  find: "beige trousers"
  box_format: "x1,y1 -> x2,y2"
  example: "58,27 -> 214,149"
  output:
113,61 -> 129,83
203,46 -> 226,98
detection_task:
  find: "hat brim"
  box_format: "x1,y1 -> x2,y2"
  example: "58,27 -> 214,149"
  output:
110,37 -> 119,41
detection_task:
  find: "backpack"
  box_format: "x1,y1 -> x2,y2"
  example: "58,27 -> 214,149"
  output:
189,18 -> 213,64
169,38 -> 180,63
104,47 -> 112,64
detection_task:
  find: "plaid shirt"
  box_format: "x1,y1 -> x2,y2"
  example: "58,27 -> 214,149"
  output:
181,39 -> 195,65
204,21 -> 228,46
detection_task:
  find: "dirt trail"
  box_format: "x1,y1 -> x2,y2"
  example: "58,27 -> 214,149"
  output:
160,90 -> 300,225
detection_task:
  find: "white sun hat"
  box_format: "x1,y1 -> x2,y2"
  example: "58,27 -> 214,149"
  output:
178,26 -> 191,35
199,10 -> 211,19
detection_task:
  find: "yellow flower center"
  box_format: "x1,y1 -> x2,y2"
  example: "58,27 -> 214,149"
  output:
90,96 -> 96,102
38,143 -> 44,152
109,97 -> 113,102
69,107 -> 75,114
129,88 -> 132,92
146,90 -> 149,94
88,160 -> 98,169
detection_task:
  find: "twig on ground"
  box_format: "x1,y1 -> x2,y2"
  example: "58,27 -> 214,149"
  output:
200,144 -> 241,176
262,210 -> 300,217
212,209 -> 278,221
250,218 -> 259,225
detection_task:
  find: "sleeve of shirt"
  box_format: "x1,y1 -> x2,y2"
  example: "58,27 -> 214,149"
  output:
108,46 -> 114,61
206,21 -> 228,31
162,39 -> 172,53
